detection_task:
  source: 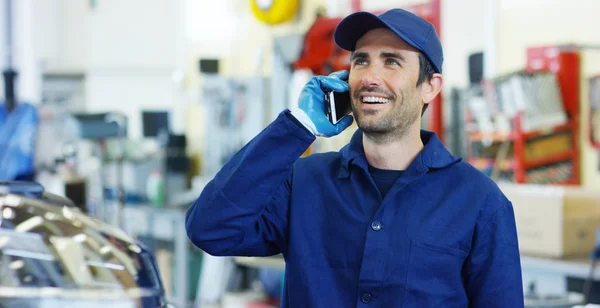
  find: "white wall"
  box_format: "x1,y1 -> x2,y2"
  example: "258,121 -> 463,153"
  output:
0,0 -> 42,103
6,0 -> 89,103
361,0 -> 430,12
581,51 -> 600,189
440,0 -> 486,89
35,0 -> 89,72
496,0 -> 599,75
1,0 -> 187,138
31,0 -> 63,70
84,0 -> 186,138
88,0 -> 181,70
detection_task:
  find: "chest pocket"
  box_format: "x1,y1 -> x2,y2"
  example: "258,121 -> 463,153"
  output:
403,240 -> 468,307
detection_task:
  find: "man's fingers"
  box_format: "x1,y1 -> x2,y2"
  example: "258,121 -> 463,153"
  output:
328,70 -> 349,80
335,115 -> 354,133
319,76 -> 350,93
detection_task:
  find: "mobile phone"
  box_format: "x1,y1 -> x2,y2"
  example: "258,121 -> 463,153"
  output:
325,90 -> 352,125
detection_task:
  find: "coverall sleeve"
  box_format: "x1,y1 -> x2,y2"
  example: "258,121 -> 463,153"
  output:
464,194 -> 524,307
185,111 -> 315,257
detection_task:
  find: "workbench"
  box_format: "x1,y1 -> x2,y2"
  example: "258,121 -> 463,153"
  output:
522,255 -> 600,295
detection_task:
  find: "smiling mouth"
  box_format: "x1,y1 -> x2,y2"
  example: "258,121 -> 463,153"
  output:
361,96 -> 391,104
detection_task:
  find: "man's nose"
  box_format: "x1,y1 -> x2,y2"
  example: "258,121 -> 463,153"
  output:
361,65 -> 383,88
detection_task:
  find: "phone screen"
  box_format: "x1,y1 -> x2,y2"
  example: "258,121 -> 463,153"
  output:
326,90 -> 352,124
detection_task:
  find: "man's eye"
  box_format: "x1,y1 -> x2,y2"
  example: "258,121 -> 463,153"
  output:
386,59 -> 400,65
354,59 -> 367,65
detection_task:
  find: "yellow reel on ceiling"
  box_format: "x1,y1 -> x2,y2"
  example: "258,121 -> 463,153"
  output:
251,0 -> 299,25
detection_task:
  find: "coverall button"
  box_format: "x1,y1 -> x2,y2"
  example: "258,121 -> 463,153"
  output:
371,221 -> 382,231
361,292 -> 372,303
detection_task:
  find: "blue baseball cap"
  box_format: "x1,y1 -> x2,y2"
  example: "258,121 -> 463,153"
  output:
334,9 -> 443,73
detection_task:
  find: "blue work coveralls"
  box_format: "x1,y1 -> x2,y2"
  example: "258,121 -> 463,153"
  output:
186,110 -> 524,307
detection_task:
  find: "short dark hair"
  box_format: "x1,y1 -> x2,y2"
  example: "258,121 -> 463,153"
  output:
417,52 -> 435,116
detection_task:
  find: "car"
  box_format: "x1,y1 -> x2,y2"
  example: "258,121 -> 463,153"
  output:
0,181 -> 170,307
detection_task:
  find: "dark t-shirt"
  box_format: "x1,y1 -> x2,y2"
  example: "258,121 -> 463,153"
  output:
368,165 -> 404,198
367,165 -> 403,219
369,165 -> 404,198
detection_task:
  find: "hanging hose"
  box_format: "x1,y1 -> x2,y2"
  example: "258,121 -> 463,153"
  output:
3,0 -> 16,113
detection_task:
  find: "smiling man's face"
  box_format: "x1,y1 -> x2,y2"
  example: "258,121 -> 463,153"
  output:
348,27 -> 425,141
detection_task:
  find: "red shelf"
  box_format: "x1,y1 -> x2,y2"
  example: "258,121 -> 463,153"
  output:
468,119 -> 574,143
468,132 -> 513,142
468,158 -> 515,171
521,120 -> 575,140
524,150 -> 574,169
555,178 -> 579,185
465,46 -> 581,185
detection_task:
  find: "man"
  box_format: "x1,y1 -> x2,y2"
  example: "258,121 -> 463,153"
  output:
186,8 -> 524,307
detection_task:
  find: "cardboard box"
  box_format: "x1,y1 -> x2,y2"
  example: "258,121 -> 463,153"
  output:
499,183 -> 600,258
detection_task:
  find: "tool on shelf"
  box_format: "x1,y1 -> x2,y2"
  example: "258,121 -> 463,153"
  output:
465,45 -> 581,185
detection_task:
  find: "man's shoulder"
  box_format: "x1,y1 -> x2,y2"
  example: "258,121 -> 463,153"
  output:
445,160 -> 512,216
446,160 -> 503,191
295,151 -> 343,169
288,152 -> 345,186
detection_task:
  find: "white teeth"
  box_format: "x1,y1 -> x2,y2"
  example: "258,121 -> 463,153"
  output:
362,96 -> 390,103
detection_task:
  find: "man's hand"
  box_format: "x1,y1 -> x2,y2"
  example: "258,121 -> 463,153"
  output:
290,70 -> 354,137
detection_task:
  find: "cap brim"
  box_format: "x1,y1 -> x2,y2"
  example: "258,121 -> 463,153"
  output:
334,12 -> 422,55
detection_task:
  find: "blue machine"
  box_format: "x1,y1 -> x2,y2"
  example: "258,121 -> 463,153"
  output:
0,102 -> 38,181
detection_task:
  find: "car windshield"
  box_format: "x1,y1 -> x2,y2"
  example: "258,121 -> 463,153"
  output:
0,194 -> 162,306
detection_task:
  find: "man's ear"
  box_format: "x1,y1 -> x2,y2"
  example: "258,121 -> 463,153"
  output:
422,73 -> 443,104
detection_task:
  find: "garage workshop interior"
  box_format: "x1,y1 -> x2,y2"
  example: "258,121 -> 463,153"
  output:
1,0 -> 600,307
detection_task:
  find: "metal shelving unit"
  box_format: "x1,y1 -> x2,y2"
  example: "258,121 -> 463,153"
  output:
466,45 -> 581,185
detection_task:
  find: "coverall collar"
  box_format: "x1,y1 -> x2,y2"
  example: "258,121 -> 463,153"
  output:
337,129 -> 460,179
